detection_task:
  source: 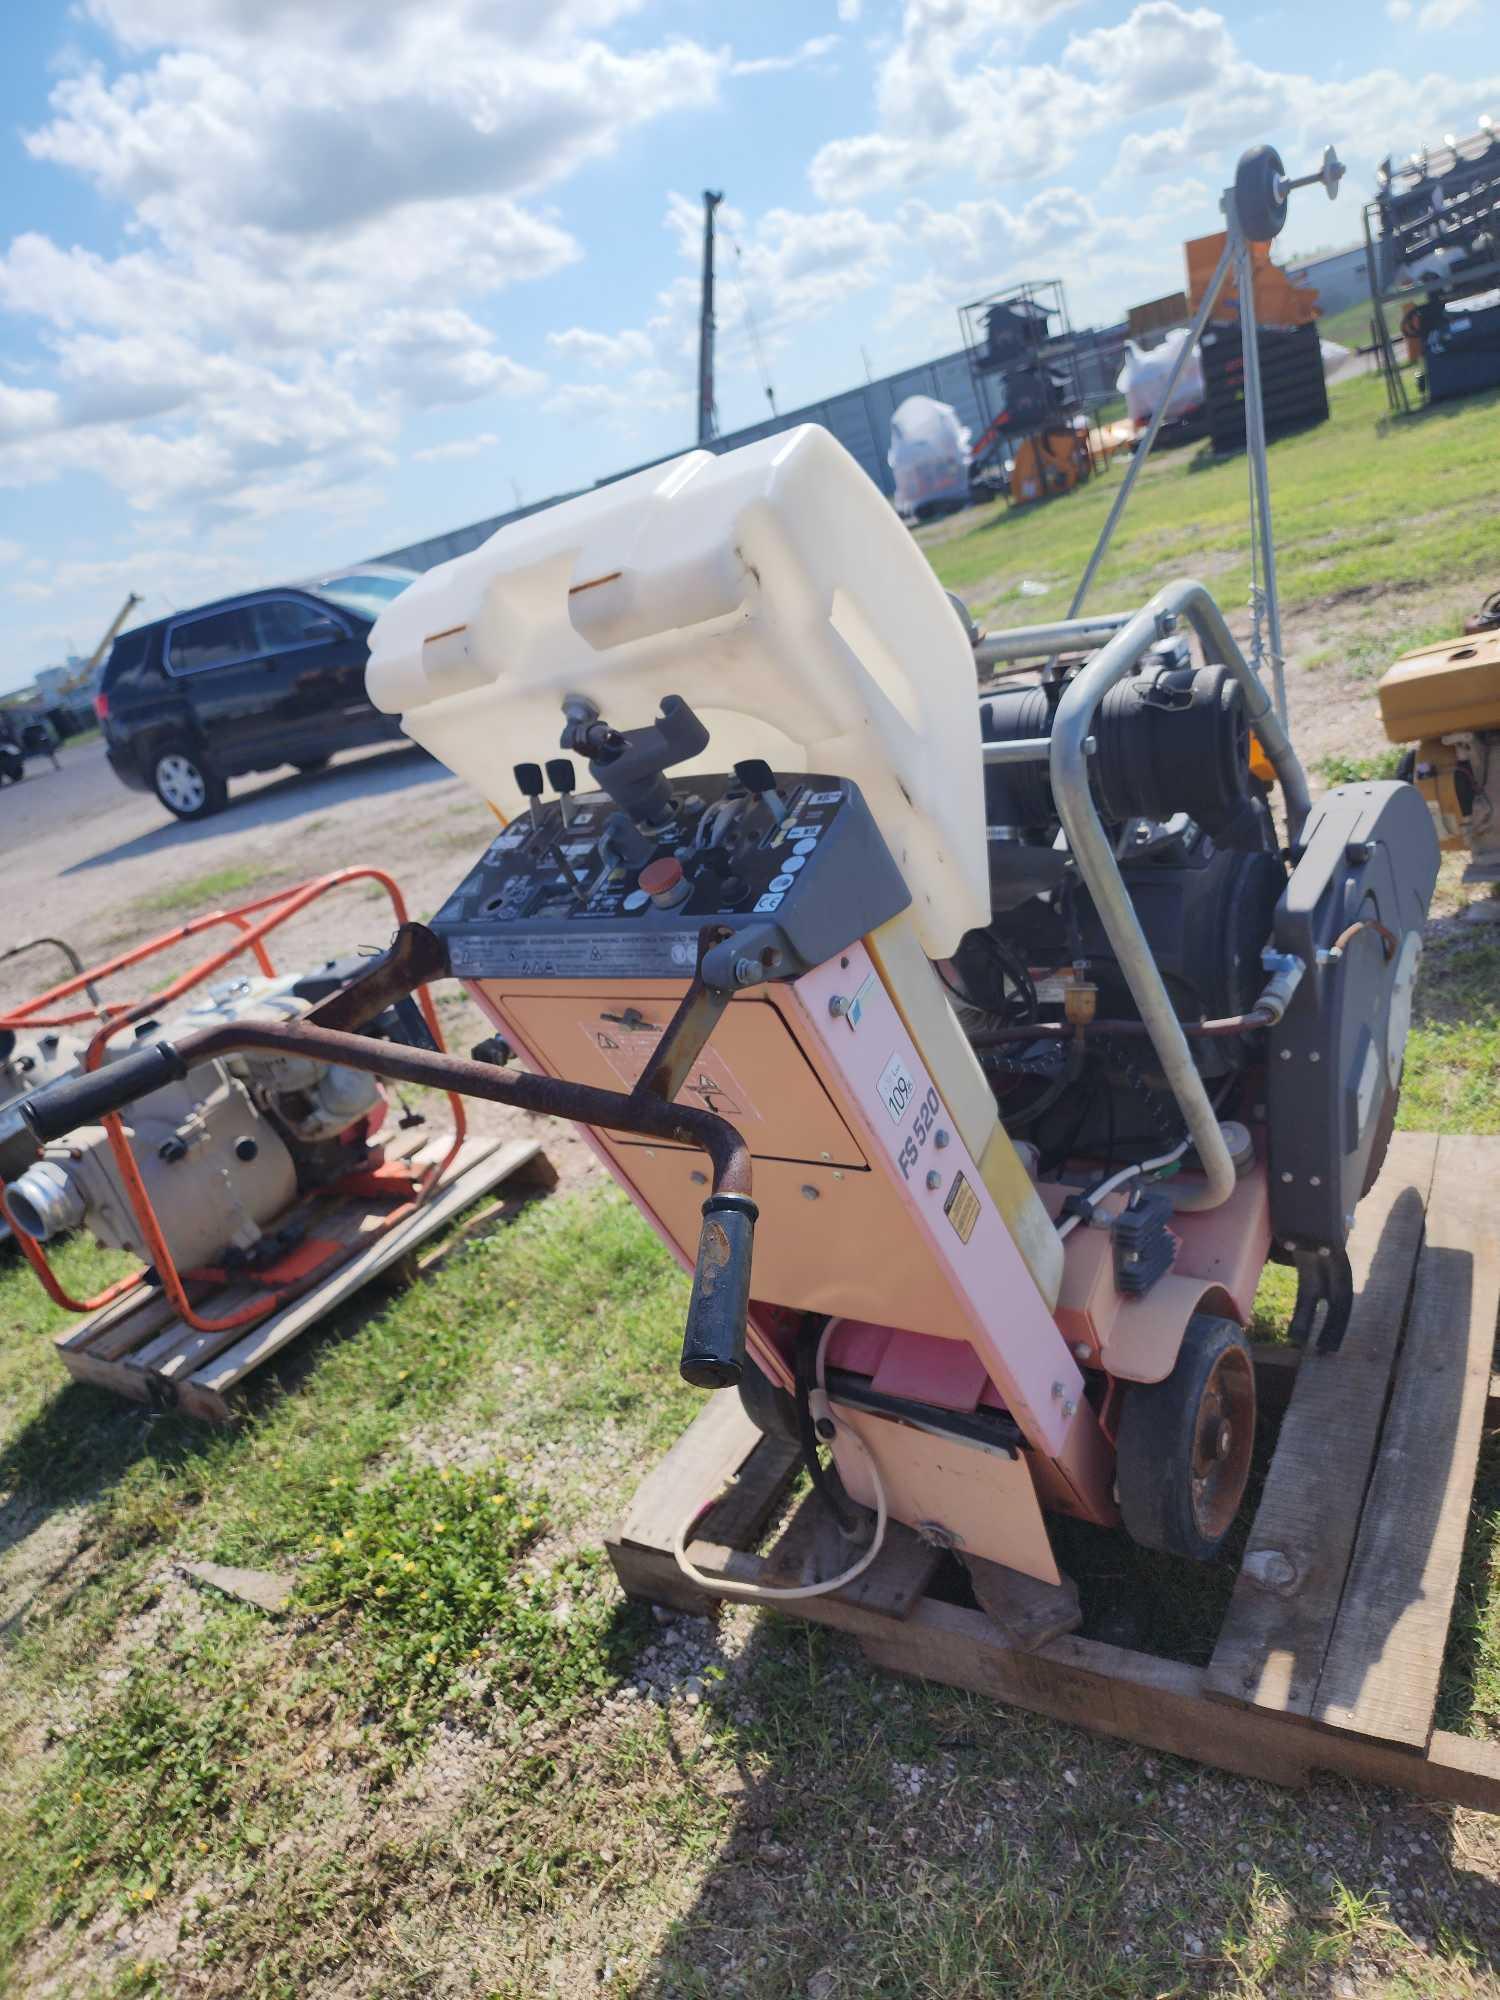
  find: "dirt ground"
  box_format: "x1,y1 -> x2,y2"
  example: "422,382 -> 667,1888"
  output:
0,736 -> 603,1191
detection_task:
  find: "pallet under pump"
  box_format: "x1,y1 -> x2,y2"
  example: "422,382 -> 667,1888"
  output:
20,425 -> 1439,1605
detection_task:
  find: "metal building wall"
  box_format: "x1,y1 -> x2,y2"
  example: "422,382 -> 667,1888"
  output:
367,328 -> 1124,573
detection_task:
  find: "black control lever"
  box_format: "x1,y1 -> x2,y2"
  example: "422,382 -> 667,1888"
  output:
680,1192 -> 759,1388
513,762 -> 544,831
545,757 -> 576,827
733,758 -> 787,824
22,1042 -> 189,1143
561,694 -> 709,828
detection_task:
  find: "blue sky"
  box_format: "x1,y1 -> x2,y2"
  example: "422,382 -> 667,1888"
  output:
1,0 -> 1496,691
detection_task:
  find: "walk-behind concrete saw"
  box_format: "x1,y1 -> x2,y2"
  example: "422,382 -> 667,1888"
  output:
19,428 -> 1437,1600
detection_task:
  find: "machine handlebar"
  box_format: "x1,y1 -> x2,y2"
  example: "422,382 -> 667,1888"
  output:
21,1042 -> 189,1143
680,1193 -> 758,1389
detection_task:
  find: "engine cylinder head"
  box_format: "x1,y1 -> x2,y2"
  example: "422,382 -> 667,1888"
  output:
981,661 -> 1255,841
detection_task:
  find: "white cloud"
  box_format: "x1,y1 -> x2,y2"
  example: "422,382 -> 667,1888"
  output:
0,0 -> 722,540
837,0 -> 862,17
547,326 -> 655,371
0,539 -> 23,565
1388,0 -> 1479,24
411,432 -> 501,462
732,35 -> 839,78
812,0 -> 1500,206
542,193 -> 898,437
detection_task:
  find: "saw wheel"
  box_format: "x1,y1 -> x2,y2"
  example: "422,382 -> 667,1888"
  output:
1115,1313 -> 1256,1561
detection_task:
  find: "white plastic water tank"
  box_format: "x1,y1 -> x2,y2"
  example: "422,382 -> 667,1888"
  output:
365,425 -> 988,956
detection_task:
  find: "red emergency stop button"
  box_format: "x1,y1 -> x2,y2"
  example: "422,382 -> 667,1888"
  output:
639,857 -> 690,909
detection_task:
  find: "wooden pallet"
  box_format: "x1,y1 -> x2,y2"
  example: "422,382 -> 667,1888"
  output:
608,1132 -> 1500,1808
54,1135 -> 555,1419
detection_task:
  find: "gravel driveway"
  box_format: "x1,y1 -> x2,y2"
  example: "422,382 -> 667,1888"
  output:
0,735 -> 602,1187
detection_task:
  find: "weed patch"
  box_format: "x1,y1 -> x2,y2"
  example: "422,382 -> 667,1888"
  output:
296,1459 -> 633,1739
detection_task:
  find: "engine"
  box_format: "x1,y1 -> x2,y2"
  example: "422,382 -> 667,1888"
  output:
968,640 -> 1284,1165
4,969 -> 384,1272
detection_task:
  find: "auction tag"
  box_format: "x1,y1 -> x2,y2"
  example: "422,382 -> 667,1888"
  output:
877,1051 -> 916,1124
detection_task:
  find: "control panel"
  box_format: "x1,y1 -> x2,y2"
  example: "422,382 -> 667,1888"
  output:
431,766 -> 909,983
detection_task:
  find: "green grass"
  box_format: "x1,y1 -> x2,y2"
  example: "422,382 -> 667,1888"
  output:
923,370 -> 1500,630
1315,299 -> 1381,352
1316,746 -> 1403,784
128,862 -> 275,921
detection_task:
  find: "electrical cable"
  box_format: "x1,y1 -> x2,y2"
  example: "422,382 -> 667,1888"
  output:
1055,1133 -> 1194,1242
671,1321 -> 889,1601
727,235 -> 777,416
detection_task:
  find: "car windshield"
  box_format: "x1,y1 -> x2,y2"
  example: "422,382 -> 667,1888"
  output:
312,573 -> 414,619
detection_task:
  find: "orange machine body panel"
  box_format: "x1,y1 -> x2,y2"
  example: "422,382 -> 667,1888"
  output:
478,979 -> 988,1344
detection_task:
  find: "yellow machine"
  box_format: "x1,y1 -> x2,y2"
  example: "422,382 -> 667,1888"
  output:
1378,629 -> 1500,879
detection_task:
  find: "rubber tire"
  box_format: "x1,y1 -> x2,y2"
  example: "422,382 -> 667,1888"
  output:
1116,1313 -> 1255,1562
153,742 -> 228,821
737,1352 -> 799,1446
1234,144 -> 1288,242
294,755 -> 330,774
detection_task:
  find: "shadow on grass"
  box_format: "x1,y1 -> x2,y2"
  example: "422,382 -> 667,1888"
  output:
0,1177 -> 553,1640
625,1593 -> 1500,2000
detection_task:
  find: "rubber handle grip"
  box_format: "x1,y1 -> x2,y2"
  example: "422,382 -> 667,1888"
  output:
21,1041 -> 189,1143
679,1193 -> 758,1389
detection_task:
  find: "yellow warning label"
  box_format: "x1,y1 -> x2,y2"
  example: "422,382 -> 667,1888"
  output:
943,1171 -> 980,1245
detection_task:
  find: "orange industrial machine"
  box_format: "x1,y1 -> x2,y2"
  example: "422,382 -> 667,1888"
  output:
17,427 -> 1438,1601
1379,626 -> 1500,884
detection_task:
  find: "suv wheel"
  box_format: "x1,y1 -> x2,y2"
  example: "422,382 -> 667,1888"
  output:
154,745 -> 228,820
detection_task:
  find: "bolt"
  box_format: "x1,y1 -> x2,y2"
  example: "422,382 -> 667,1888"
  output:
1309,1175 -> 1321,1187
933,1128 -> 951,1150
1309,1050 -> 1320,1062
1279,1048 -> 1292,1061
820,1150 -> 831,1161
800,1184 -> 819,1201
1061,1398 -> 1077,1418
925,1169 -> 942,1191
734,956 -> 758,986
833,1170 -> 845,1182
1281,1171 -> 1293,1183
1072,1342 -> 1092,1362
689,1169 -> 707,1186
828,994 -> 850,1018
1051,1380 -> 1067,1400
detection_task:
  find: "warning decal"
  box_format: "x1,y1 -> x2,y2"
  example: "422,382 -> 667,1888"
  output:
943,1171 -> 981,1245
579,1018 -> 763,1124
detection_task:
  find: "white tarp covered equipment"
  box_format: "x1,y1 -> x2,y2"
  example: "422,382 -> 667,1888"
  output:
1115,329 -> 1205,428
888,395 -> 971,514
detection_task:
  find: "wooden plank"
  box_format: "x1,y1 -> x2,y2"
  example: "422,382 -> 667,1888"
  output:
963,1555 -> 1082,1651
1205,1131 -> 1439,1716
179,1139 -> 535,1401
54,1289 -> 178,1363
1313,1135 -> 1500,1745
609,1531 -> 1500,1809
759,1494 -> 941,1618
55,1345 -> 155,1402
618,1389 -> 767,1549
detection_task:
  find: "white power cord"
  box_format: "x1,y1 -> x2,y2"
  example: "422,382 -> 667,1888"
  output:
671,1324 -> 890,1601
1054,1134 -> 1193,1242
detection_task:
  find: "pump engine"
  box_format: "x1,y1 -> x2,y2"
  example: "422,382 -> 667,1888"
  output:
4,969 -> 385,1271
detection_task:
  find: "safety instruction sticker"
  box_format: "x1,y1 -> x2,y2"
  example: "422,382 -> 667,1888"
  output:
582,1017 -> 762,1124
943,1171 -> 981,1245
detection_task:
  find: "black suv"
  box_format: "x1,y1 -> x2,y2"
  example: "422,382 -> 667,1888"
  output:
98,568 -> 416,819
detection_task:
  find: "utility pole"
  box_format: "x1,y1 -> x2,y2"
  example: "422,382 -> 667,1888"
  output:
697,189 -> 724,445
